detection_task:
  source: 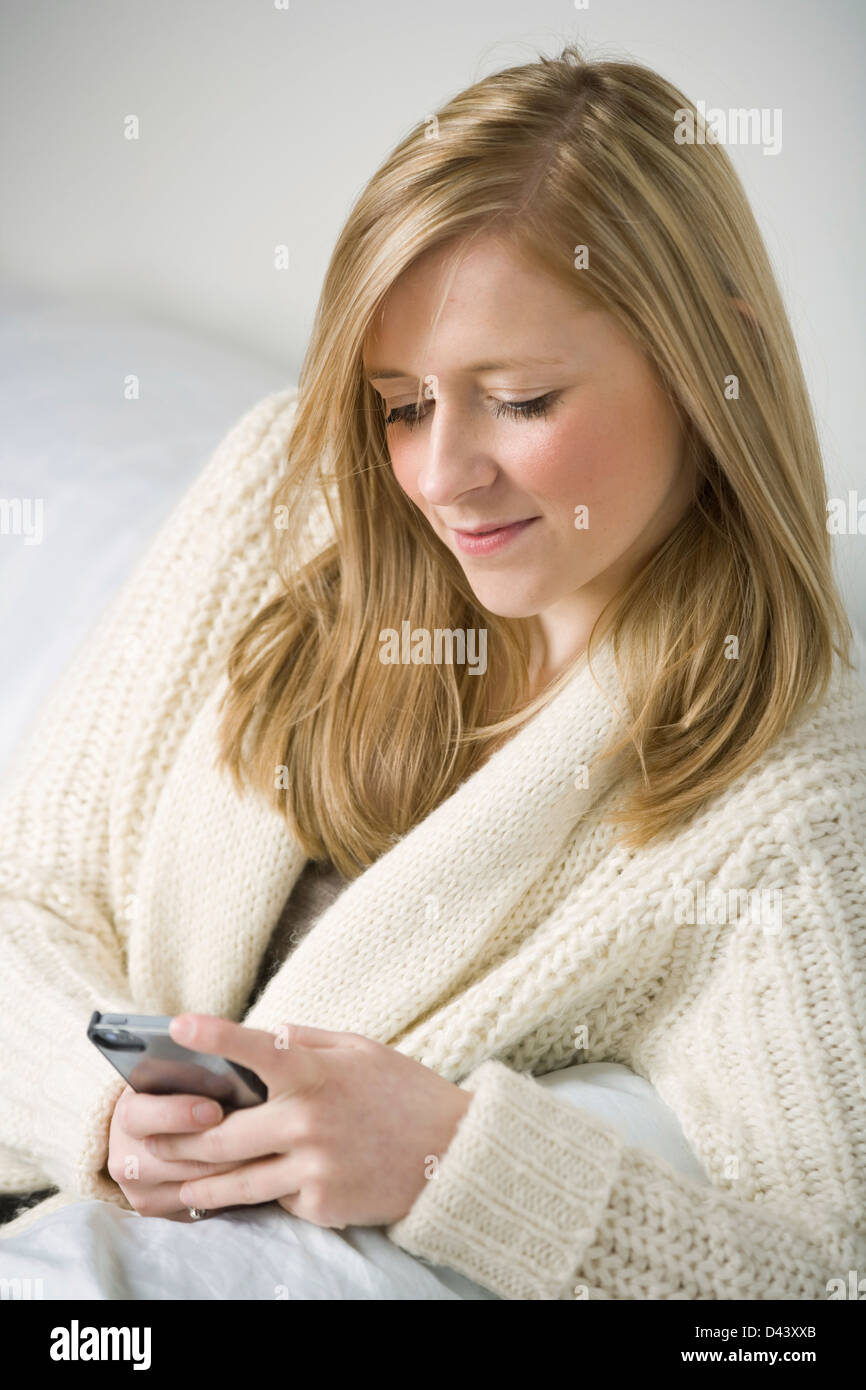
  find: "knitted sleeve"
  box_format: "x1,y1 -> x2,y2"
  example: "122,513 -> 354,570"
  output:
386,798 -> 866,1299
0,387 -> 304,1205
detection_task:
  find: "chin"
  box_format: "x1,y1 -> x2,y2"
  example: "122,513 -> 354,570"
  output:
466,584 -> 553,620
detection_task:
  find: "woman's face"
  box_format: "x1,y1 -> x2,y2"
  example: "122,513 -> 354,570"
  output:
363,234 -> 695,679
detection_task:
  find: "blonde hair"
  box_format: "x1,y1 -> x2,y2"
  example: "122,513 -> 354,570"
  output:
216,41 -> 853,879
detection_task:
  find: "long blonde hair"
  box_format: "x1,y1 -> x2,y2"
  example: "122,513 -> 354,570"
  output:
216,42 -> 853,879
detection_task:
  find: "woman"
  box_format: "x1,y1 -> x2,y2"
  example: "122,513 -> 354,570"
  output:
0,44 -> 864,1300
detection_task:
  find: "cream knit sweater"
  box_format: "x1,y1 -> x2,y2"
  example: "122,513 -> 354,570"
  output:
1,387 -> 865,1301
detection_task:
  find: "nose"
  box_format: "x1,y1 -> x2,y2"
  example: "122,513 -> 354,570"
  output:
414,396 -> 497,506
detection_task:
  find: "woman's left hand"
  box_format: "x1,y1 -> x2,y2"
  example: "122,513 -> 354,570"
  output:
145,1014 -> 473,1228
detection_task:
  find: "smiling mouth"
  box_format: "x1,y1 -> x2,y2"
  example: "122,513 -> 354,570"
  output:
451,518 -> 538,535
450,517 -> 540,554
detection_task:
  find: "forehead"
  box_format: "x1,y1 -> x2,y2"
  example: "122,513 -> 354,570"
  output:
363,239 -> 597,372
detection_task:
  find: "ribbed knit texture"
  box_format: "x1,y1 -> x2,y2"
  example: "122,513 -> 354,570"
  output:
1,386 -> 865,1301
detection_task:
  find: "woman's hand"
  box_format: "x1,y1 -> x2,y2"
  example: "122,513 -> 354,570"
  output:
107,1085 -> 254,1221
145,1013 -> 474,1228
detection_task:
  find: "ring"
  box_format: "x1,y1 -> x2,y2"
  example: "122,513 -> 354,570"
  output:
188,1207 -> 209,1220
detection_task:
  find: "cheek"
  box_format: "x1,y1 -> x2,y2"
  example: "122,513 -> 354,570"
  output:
386,438 -> 422,503
528,401 -> 679,532
508,413 -> 614,515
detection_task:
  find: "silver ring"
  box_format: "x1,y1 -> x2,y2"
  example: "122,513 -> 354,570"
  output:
188,1207 -> 209,1220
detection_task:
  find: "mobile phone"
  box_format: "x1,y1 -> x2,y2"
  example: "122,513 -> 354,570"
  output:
87,1011 -> 267,1110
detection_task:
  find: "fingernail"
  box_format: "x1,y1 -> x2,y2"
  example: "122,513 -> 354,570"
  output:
171,1015 -> 195,1043
193,1101 -> 221,1124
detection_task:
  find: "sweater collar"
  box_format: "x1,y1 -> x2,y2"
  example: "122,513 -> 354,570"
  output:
130,635 -> 630,1053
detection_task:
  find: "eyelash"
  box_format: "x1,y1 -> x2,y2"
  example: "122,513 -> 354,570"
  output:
383,392 -> 558,430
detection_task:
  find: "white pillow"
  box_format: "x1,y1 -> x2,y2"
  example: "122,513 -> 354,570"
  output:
0,286 -> 289,782
536,1060 -> 708,1180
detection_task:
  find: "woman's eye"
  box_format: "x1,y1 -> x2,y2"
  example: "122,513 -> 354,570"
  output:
383,392 -> 558,430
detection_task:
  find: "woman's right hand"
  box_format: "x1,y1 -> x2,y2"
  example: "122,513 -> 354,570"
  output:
107,1084 -> 243,1220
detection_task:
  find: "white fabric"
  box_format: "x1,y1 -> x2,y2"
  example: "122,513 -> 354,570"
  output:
0,1062 -> 707,1299
0,285 -> 285,782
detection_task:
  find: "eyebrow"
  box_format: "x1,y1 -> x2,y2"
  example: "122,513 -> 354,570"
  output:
364,354 -> 566,381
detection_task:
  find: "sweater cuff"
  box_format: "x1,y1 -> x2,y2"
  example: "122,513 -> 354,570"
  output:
386,1058 -> 626,1300
4,996 -> 139,1211
71,1063 -> 137,1210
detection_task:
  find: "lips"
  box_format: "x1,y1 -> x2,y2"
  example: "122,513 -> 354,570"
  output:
452,519 -> 535,535
451,516 -> 539,555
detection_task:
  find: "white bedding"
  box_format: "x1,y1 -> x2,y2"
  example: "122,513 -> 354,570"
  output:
0,287 -> 286,784
0,1061 -> 708,1300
